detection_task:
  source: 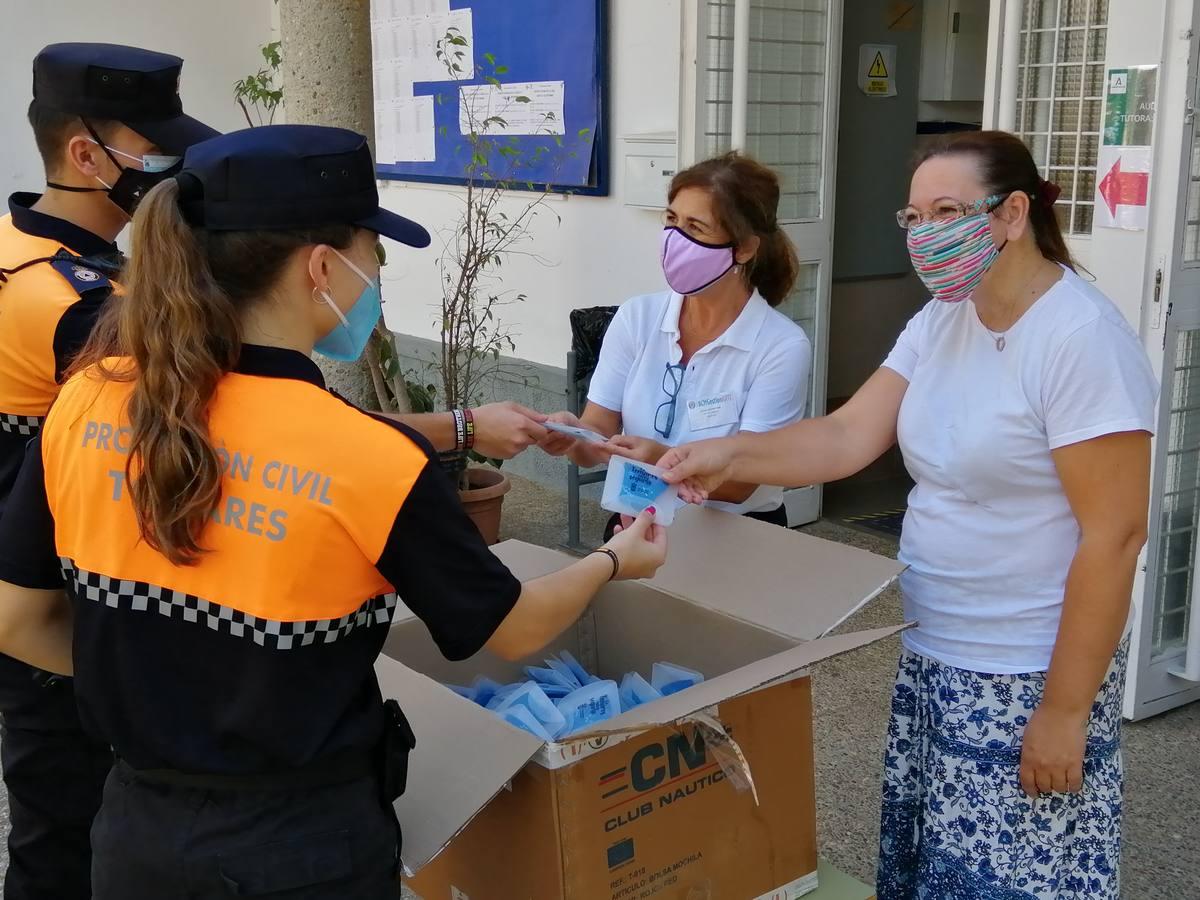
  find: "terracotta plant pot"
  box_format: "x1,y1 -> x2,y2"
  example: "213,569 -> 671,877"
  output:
459,466 -> 511,545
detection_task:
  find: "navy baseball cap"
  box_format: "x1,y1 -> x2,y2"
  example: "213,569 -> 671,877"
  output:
174,125 -> 431,248
32,43 -> 218,154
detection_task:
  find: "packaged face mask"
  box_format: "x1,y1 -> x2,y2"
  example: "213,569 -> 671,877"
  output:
544,421 -> 608,445
499,703 -> 554,741
490,681 -> 567,739
619,671 -> 663,713
470,676 -> 505,708
544,658 -> 583,690
524,665 -> 575,690
651,661 -> 705,696
558,650 -> 600,686
601,456 -> 680,526
556,680 -> 621,736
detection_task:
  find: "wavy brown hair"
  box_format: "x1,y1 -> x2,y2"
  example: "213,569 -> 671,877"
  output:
73,177 -> 355,566
668,152 -> 800,306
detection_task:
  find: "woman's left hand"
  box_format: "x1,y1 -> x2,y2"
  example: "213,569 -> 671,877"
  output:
604,434 -> 669,465
1019,705 -> 1088,797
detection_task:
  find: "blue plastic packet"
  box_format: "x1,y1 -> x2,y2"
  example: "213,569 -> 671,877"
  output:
544,658 -> 583,690
524,665 -> 575,690
618,671 -> 663,712
538,682 -> 573,699
499,704 -> 553,741
490,681 -> 567,739
471,676 -> 505,708
558,650 -> 601,686
651,662 -> 705,696
556,680 -> 621,735
602,456 -> 679,526
445,684 -> 475,701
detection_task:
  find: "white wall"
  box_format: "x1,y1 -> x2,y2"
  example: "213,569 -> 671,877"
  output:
378,0 -> 683,369
3,0 -> 276,201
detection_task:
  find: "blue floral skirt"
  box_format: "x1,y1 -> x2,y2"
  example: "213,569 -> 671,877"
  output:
876,641 -> 1128,899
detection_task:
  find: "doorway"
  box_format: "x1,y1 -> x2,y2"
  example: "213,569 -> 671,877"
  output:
823,0 -> 991,534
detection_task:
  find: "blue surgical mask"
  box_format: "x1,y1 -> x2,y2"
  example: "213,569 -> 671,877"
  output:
313,248 -> 382,362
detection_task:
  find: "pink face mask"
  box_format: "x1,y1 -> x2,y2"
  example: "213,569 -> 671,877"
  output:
661,227 -> 736,296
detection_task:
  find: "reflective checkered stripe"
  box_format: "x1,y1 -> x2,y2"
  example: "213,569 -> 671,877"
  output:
60,559 -> 399,650
0,413 -> 42,436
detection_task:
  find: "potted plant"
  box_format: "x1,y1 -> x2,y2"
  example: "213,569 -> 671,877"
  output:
423,30 -> 569,542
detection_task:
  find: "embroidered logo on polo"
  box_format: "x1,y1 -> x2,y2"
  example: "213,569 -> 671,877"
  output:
0,413 -> 43,436
61,559 -> 399,650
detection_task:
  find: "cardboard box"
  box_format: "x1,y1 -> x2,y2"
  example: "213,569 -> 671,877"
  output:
376,507 -> 905,900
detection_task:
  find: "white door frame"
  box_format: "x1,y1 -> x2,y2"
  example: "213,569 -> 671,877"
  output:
685,0 -> 844,526
1131,4 -> 1200,719
981,0 -> 1200,718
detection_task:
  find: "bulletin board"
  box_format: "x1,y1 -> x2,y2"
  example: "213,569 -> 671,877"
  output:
370,0 -> 609,195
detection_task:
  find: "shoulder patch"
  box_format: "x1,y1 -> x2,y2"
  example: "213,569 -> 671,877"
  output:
48,258 -> 112,296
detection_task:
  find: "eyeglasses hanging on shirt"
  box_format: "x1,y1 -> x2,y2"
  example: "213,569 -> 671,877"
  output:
654,363 -> 687,440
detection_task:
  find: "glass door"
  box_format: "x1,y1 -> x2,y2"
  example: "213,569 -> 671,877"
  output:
697,0 -> 842,525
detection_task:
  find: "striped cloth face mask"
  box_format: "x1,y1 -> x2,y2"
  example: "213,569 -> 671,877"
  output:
907,212 -> 1002,303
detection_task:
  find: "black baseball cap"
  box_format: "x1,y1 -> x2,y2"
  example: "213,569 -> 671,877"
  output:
174,125 -> 431,248
32,43 -> 218,154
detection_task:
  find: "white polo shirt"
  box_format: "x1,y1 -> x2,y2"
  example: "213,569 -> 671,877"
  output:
588,289 -> 812,515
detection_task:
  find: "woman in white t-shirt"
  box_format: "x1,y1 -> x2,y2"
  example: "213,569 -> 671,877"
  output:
541,153 -> 812,536
657,131 -> 1158,900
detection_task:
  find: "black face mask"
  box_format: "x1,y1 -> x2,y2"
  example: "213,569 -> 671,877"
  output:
45,120 -> 178,216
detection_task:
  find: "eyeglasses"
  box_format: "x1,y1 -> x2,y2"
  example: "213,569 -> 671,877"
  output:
895,194 -> 1006,230
654,363 -> 686,440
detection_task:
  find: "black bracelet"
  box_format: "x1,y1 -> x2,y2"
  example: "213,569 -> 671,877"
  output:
590,548 -> 620,581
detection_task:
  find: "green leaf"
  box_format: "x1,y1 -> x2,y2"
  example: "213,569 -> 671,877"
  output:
515,95 -> 531,103
495,65 -> 509,75
484,52 -> 496,65
578,127 -> 592,137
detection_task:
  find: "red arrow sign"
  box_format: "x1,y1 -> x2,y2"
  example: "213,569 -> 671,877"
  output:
1098,156 -> 1150,216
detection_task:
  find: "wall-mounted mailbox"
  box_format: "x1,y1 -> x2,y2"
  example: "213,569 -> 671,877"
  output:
621,133 -> 678,209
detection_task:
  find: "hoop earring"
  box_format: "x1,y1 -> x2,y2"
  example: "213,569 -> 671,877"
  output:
312,286 -> 328,305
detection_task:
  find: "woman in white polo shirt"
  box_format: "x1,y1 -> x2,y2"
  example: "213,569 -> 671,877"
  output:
658,131 -> 1158,899
542,152 -> 811,536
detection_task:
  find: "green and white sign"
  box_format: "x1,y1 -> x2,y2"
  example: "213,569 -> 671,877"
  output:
1103,66 -> 1157,147
1097,66 -> 1157,231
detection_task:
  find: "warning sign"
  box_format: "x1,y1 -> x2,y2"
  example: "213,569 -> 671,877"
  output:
858,44 -> 896,98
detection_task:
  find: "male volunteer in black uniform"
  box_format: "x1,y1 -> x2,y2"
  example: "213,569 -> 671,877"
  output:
0,42 -> 219,900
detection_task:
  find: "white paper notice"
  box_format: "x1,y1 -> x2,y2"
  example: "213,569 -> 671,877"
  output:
371,0 -> 450,23
375,96 -> 436,164
372,9 -> 474,86
459,81 -> 566,136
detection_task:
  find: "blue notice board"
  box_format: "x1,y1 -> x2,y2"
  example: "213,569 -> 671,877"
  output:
374,0 -> 609,194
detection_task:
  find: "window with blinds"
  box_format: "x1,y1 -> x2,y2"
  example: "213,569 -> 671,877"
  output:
1014,0 -> 1109,236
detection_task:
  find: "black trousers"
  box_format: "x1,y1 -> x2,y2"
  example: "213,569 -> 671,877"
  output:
602,503 -> 788,541
0,654 -> 112,900
90,762 -> 402,899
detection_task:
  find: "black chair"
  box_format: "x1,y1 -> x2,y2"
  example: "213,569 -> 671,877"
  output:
564,306 -> 618,553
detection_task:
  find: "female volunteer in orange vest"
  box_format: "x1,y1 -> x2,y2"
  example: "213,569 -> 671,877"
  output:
0,125 -> 667,899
